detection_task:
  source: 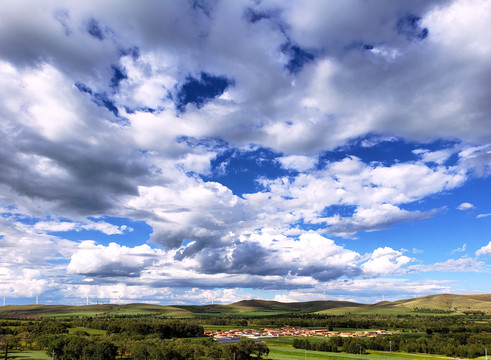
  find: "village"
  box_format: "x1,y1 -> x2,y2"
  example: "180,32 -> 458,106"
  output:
208,327 -> 397,343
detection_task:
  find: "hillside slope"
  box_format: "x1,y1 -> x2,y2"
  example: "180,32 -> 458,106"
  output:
386,293 -> 491,313
0,294 -> 489,318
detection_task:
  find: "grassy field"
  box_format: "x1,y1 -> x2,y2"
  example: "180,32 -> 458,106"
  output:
265,345 -> 473,360
68,326 -> 107,335
4,350 -> 51,359
3,348 -> 484,360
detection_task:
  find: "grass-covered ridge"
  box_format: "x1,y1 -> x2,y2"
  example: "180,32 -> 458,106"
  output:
0,293 -> 489,318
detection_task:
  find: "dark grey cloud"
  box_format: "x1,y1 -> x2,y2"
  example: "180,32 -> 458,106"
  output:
0,121 -> 151,215
148,276 -> 314,291
296,265 -> 362,282
195,241 -> 275,275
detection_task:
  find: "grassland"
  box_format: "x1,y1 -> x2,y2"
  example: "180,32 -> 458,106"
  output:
68,326 -> 107,335
1,294 -> 489,318
265,346 -> 470,360
0,303 -> 194,318
0,294 -> 490,320
4,350 -> 51,359
3,348 -> 487,360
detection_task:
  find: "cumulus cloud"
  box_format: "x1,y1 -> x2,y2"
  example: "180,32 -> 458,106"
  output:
127,179 -> 251,250
254,156 -> 463,236
0,267 -> 54,299
476,241 -> 491,256
0,216 -> 72,298
277,155 -> 317,172
59,230 -> 411,294
361,247 -> 411,277
194,231 -> 362,281
457,202 -> 475,210
67,241 -> 160,277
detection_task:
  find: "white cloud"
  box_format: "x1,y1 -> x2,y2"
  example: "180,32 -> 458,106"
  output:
67,241 -> 160,277
34,220 -> 132,235
64,283 -> 166,303
127,178 -> 250,249
413,148 -> 455,165
476,241 -> 491,256
278,155 -> 317,172
458,145 -> 491,177
255,156 -> 463,236
457,202 -> 475,211
0,268 -> 54,299
361,247 -> 411,277
411,256 -> 488,273
451,243 -> 467,253
273,278 -> 453,304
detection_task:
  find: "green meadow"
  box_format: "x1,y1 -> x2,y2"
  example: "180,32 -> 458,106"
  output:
4,350 -> 51,359
266,346 -> 475,360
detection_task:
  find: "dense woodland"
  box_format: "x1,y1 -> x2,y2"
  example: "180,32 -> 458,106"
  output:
0,313 -> 489,359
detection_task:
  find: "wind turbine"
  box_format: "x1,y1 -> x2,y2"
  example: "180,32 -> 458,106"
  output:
35,293 -> 39,305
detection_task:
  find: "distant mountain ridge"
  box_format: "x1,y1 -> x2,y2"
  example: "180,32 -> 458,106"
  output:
0,293 -> 489,318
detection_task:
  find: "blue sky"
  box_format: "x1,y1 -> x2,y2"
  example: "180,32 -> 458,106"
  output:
0,0 -> 490,306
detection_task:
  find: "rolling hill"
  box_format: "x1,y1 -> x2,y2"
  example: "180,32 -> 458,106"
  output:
379,293 -> 491,313
0,293 -> 489,318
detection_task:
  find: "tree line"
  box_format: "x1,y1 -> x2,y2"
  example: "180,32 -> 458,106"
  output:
292,332 -> 491,358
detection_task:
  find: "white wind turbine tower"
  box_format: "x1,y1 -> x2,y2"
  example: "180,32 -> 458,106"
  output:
35,293 -> 39,305
2,296 -> 5,306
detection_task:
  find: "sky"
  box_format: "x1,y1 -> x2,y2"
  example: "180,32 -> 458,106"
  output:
0,0 -> 490,306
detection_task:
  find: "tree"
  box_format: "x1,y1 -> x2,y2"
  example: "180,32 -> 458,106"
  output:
0,335 -> 15,360
225,340 -> 269,360
251,341 -> 269,359
90,340 -> 118,360
19,331 -> 35,350
64,336 -> 92,360
329,336 -> 343,347
130,341 -> 152,360
342,338 -> 366,355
